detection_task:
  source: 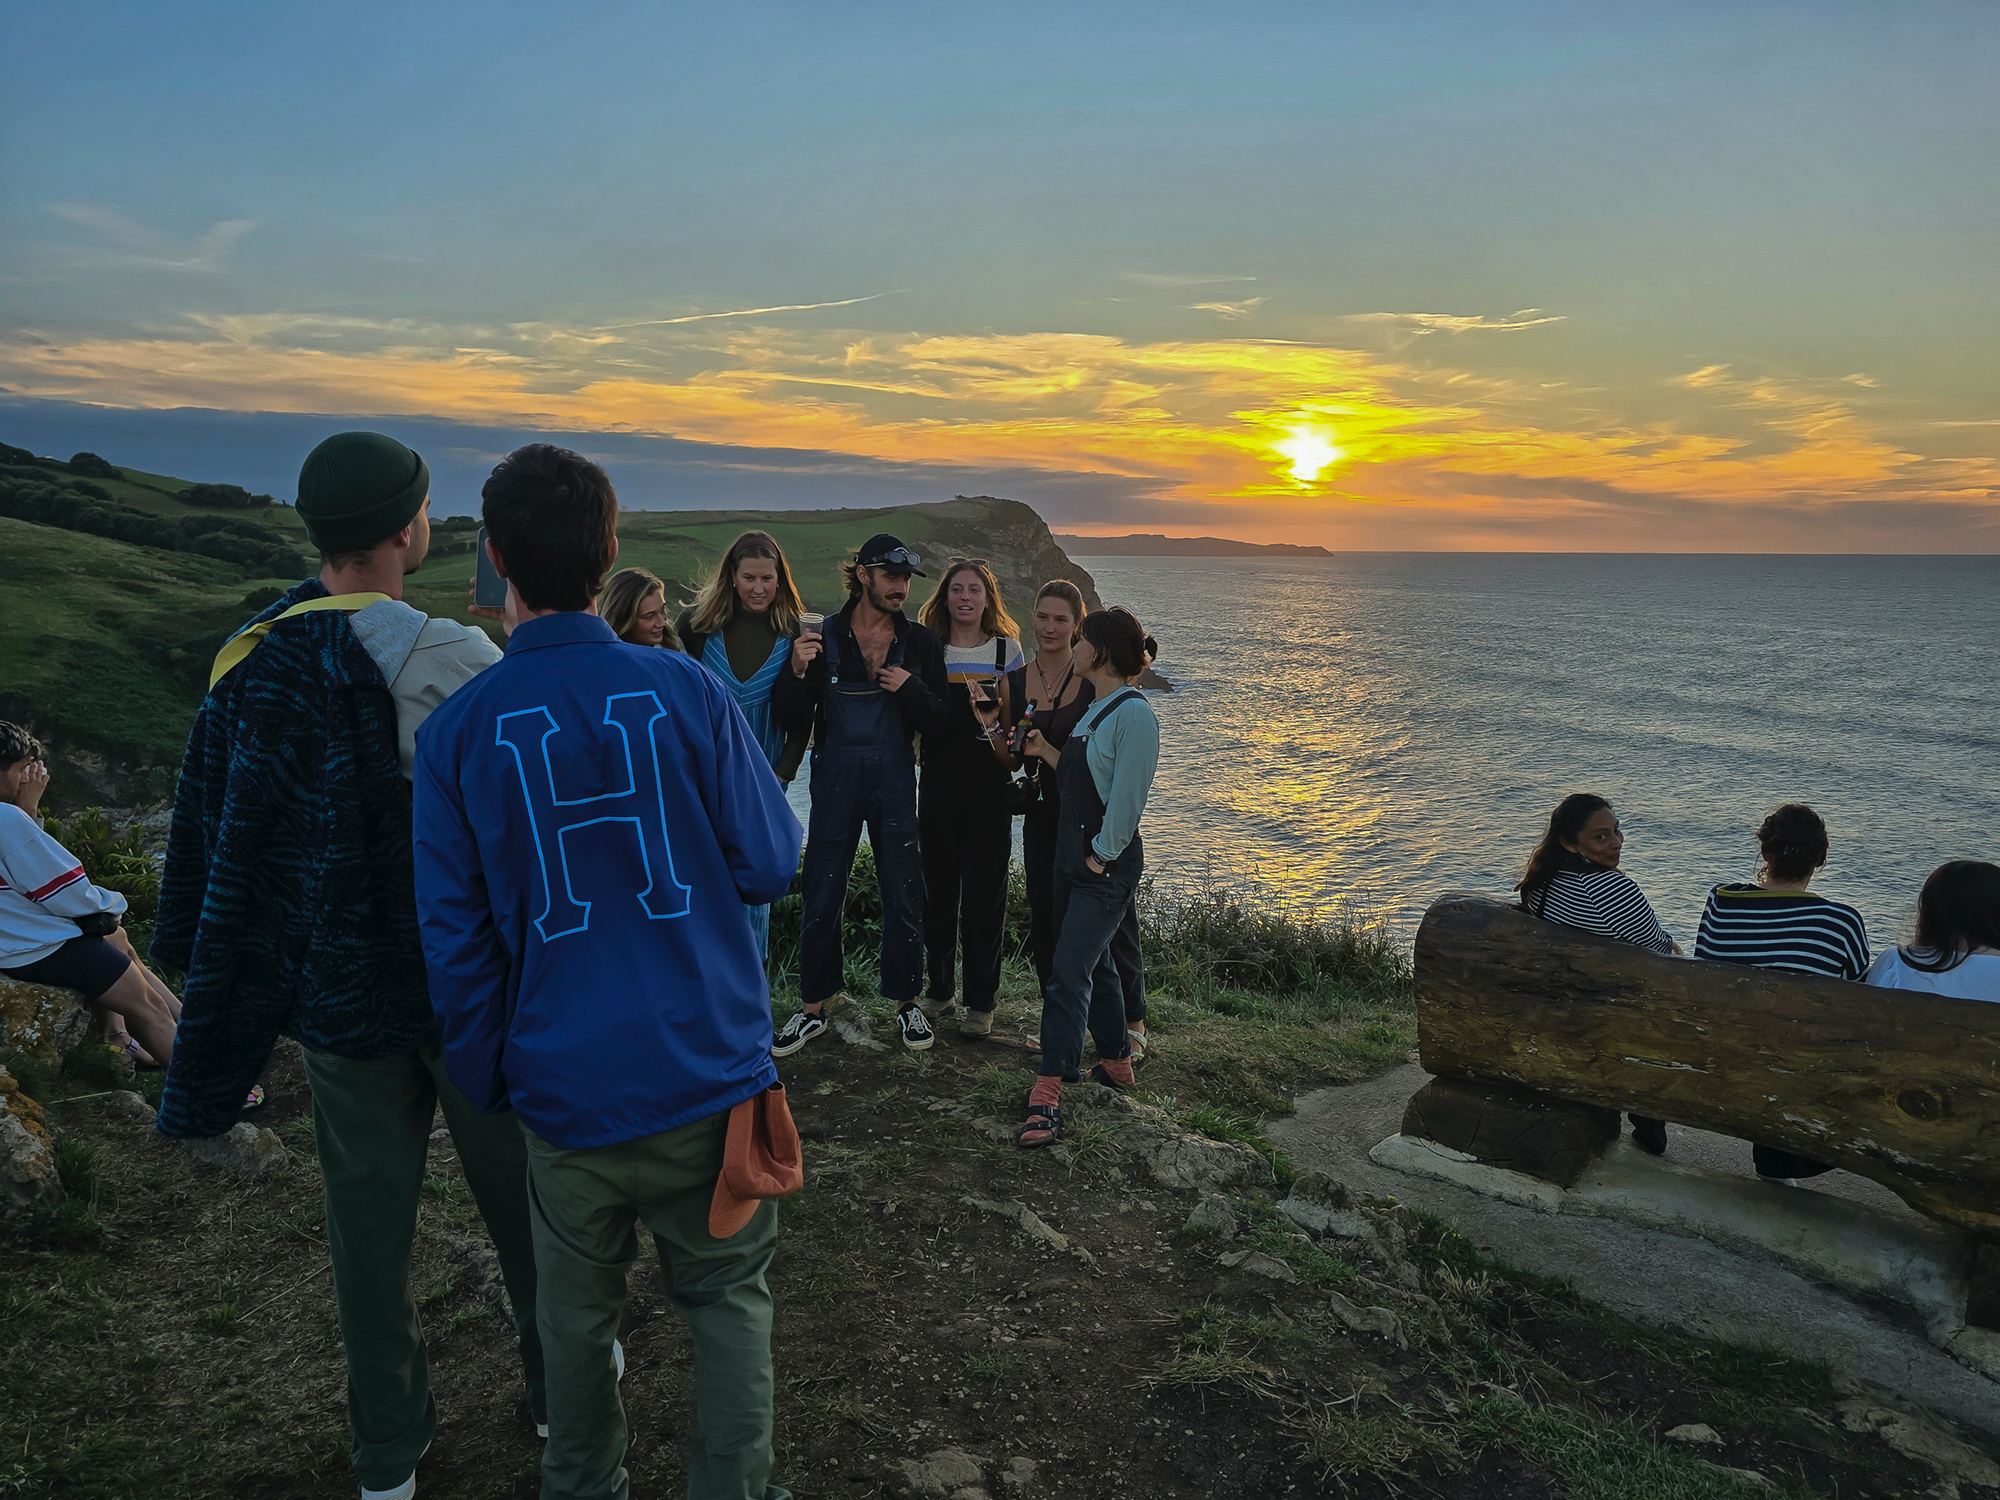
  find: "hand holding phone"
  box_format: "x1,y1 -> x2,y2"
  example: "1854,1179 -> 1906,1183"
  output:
473,526 -> 507,610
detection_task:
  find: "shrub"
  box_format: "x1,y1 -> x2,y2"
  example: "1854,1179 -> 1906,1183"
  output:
42,809 -> 160,923
67,452 -> 119,479
177,482 -> 274,510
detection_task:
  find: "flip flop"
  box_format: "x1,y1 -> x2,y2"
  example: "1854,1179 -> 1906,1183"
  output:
241,1085 -> 267,1112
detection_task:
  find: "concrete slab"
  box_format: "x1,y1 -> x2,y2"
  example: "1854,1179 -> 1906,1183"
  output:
1272,1064 -> 2000,1438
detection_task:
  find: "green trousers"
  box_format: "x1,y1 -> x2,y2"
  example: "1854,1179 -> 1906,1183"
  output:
524,1110 -> 789,1500
303,1043 -> 544,1492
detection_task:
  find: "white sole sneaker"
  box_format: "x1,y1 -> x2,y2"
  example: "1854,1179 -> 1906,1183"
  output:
360,1439 -> 430,1500
536,1339 -> 626,1440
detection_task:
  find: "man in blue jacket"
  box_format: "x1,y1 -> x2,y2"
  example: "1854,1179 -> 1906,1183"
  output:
413,444 -> 802,1500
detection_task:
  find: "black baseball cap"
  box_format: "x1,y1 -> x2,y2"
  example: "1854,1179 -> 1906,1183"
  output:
855,533 -> 926,575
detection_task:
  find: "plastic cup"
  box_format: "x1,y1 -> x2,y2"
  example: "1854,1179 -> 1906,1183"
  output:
800,612 -> 825,637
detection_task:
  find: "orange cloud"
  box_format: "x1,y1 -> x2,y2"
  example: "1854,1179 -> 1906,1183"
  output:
2,308 -> 1993,547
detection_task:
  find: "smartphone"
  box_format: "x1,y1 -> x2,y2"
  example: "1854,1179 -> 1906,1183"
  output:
474,525 -> 506,609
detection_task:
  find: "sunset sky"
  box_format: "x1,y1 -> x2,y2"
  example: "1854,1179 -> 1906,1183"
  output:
4,2 -> 1997,550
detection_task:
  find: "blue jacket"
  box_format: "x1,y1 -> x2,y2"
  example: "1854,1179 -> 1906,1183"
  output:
412,613 -> 803,1150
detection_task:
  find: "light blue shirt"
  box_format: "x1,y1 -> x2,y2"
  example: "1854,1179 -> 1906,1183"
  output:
1073,688 -> 1159,863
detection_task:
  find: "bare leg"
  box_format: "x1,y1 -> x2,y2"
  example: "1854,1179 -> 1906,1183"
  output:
89,965 -> 177,1070
107,928 -> 182,1021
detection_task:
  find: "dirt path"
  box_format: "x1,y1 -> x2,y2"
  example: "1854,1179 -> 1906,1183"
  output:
1267,1064 -> 2000,1440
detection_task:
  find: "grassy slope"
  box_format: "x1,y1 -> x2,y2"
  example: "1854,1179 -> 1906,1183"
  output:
4,922 -> 1951,1499
6,441 -> 1090,783
0,518 -> 293,786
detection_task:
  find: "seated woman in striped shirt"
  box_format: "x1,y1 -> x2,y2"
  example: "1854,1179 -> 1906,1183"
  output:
1695,803 -> 1869,1183
1516,793 -> 1677,1155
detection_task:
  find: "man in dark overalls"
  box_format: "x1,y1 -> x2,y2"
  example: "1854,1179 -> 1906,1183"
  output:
771,534 -> 949,1055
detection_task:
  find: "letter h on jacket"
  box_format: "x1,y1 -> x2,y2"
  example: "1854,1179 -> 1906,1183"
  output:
495,690 -> 694,941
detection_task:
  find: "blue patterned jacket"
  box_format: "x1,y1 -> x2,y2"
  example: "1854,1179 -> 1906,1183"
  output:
153,579 -> 434,1138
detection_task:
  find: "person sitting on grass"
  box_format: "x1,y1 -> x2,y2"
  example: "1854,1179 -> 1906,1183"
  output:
0,719 -> 181,1075
1016,608 -> 1160,1149
1865,860 -> 2000,1003
1694,803 -> 1869,1183
1517,792 -> 1677,1156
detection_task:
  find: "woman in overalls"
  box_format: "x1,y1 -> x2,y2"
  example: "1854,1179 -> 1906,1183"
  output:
1014,608 -> 1160,1147
672,532 -> 812,958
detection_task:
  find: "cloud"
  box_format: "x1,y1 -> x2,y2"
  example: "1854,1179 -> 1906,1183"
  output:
1675,363 -> 1732,390
1843,372 -> 1882,389
1345,309 -> 1564,334
1117,271 -> 1259,289
0,304 -> 1992,551
1186,298 -> 1267,320
596,292 -> 901,330
48,202 -> 257,273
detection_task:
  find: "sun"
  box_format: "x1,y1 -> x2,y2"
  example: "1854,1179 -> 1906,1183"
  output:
1273,424 -> 1343,484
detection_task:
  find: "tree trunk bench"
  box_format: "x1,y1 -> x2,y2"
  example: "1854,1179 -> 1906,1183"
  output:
1406,894 -> 2000,1329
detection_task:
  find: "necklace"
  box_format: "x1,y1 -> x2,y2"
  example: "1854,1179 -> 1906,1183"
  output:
1033,651 -> 1072,703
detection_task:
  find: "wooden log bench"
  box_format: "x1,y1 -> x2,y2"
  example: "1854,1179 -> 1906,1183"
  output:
1405,894 -> 2000,1330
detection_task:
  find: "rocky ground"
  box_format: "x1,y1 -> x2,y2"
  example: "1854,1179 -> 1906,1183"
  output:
7,980 -> 2000,1499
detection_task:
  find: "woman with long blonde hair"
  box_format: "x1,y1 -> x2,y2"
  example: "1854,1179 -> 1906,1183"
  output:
598,566 -> 679,650
916,559 -> 1026,1035
674,532 -> 812,957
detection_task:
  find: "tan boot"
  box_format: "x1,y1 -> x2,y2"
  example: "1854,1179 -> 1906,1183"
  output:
959,1008 -> 995,1038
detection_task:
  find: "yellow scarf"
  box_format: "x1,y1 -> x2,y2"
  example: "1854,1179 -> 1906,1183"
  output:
208,593 -> 393,689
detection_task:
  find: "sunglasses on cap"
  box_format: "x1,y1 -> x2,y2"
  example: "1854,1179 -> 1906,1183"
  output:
861,546 -> 923,570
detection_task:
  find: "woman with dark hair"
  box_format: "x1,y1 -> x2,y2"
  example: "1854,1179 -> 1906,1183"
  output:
672,532 -> 812,959
1866,860 -> 2000,1002
598,566 -> 680,650
1695,803 -> 1870,1181
1518,793 -> 1676,1153
1015,608 -> 1159,1148
916,560 -> 1025,1036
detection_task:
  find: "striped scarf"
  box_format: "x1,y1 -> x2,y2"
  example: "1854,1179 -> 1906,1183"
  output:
701,629 -> 792,770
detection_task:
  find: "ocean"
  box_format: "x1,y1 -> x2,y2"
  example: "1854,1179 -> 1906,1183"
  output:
1065,552 -> 2000,949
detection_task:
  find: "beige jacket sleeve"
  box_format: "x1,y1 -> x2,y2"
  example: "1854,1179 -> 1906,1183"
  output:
391,619 -> 504,775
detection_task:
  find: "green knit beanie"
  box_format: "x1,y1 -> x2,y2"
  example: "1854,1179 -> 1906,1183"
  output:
295,431 -> 430,554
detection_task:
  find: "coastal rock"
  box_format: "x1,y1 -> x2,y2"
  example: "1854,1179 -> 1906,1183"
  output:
1834,1399 -> 2000,1489
1666,1423 -> 1723,1446
1326,1289 -> 1403,1343
1693,1462 -> 1772,1491
997,1457 -> 1038,1494
183,1122 -> 290,1180
830,1011 -> 888,1053
1183,1195 -> 1240,1239
1219,1249 -> 1298,1283
960,1196 -> 1097,1270
1063,1087 -> 1275,1193
0,976 -> 92,1065
0,1065 -> 60,1207
894,1447 -> 988,1498
109,1090 -> 156,1125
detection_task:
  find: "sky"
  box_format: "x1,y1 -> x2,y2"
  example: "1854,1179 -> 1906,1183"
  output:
3,1 -> 1997,550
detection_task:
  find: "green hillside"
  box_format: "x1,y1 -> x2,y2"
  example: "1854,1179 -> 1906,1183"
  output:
1,443 -> 1098,796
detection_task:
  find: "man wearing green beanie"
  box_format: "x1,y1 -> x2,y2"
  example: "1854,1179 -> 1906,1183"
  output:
157,431 -> 558,1500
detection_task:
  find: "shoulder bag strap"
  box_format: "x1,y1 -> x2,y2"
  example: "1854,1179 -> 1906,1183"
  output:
208,592 -> 393,688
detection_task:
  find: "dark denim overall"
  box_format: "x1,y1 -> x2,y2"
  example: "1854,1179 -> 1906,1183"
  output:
798,622 -> 925,1006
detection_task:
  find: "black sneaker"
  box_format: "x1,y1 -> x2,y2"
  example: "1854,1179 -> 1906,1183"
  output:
896,1004 -> 935,1051
772,1008 -> 828,1058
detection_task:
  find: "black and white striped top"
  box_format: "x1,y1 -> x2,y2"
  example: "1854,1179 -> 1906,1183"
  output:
1694,884 -> 1870,980
1527,866 -> 1675,955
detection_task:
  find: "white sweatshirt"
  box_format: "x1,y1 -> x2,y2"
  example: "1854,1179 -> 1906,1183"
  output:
0,803 -> 127,967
